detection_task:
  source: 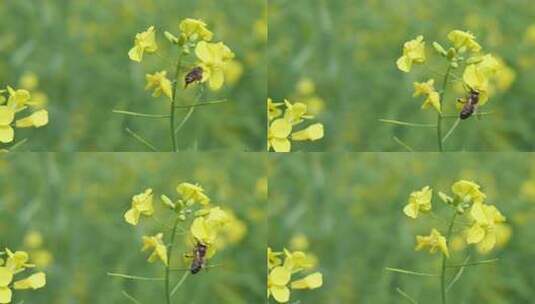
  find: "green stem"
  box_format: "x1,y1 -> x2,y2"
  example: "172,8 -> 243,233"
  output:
441,211 -> 457,304
170,54 -> 184,152
170,271 -> 190,296
437,65 -> 452,152
165,216 -> 181,304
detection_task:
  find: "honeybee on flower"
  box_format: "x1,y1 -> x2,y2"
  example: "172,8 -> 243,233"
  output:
386,29 -> 515,151
389,179 -> 509,304
118,18 -> 235,151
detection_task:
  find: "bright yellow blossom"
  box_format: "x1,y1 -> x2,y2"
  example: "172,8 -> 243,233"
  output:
128,26 -> 158,62
283,100 -> 312,125
179,18 -> 213,42
403,186 -> 432,219
190,207 -> 228,245
176,182 -> 210,205
415,228 -> 449,258
5,249 -> 34,273
291,123 -> 324,142
463,54 -> 500,105
12,272 -> 46,290
0,251 -> 46,304
268,266 -> 291,303
145,71 -> 173,99
451,180 -> 486,204
195,41 -> 235,90
448,30 -> 481,53
466,203 -> 506,253
141,233 -> 168,265
6,86 -> 30,109
412,79 -> 441,113
396,35 -> 426,72
124,188 -> 154,226
291,272 -> 323,290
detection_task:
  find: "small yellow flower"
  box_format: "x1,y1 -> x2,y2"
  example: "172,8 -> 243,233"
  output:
451,180 -> 486,204
190,207 -> 228,245
413,79 -> 441,113
291,123 -> 324,142
176,182 -> 210,205
466,203 -> 506,253
463,54 -> 499,105
179,18 -> 213,42
145,71 -> 173,99
268,118 -> 292,153
141,233 -> 168,265
15,110 -> 49,128
283,249 -> 314,272
291,272 -> 323,290
0,106 -> 15,144
5,249 -> 34,273
268,247 -> 283,269
268,98 -> 284,121
268,266 -> 291,303
448,30 -> 481,53
283,100 -> 312,125
195,41 -> 235,90
124,188 -> 154,226
403,186 -> 432,219
415,228 -> 449,258
128,26 -> 158,62
396,35 -> 426,73
0,267 -> 13,303
6,86 -> 30,109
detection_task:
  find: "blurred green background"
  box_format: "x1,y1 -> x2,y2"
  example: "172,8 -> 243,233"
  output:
0,0 -> 266,151
0,152 -> 267,303
269,0 -> 535,151
269,153 -> 535,303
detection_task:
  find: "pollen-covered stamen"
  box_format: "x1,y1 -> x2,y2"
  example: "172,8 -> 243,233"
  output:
184,67 -> 203,88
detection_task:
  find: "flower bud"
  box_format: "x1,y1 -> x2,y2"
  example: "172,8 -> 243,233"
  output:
432,42 -> 447,56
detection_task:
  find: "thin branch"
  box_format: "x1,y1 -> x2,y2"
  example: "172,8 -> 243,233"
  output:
125,128 -> 158,152
393,136 -> 414,152
447,258 -> 499,268
8,138 -> 28,151
170,271 -> 190,296
113,110 -> 170,118
174,99 -> 227,109
447,256 -> 470,291
385,267 -> 439,277
396,287 -> 419,304
122,290 -> 143,304
107,272 -> 164,281
379,119 -> 436,128
442,118 -> 461,143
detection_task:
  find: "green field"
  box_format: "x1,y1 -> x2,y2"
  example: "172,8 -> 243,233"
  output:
269,0 -> 535,151
0,0 -> 266,151
269,153 -> 535,303
0,153 -> 267,303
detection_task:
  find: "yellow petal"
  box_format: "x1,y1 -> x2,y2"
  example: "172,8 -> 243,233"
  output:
195,41 -> 212,63
403,203 -> 418,219
477,232 -> 497,253
291,272 -> 323,289
0,287 -> 12,304
0,106 -> 15,125
270,266 -> 291,285
270,285 -> 290,303
0,126 -> 14,144
208,68 -> 224,90
124,208 -> 140,226
15,110 -> 49,128
466,224 -> 485,244
13,272 -> 46,290
0,267 -> 13,287
128,46 -> 143,62
271,138 -> 291,153
270,119 -> 292,138
396,55 -> 411,72
291,123 -> 324,141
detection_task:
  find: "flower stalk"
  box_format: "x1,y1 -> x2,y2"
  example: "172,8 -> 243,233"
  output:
440,210 -> 457,304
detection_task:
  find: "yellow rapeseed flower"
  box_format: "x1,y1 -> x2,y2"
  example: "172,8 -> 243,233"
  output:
463,54 -> 500,105
268,118 -> 292,152
128,26 -> 158,62
412,79 -> 441,113
448,30 -> 481,53
466,203 -> 506,253
396,35 -> 426,73
176,182 -> 210,205
179,18 -> 213,42
415,228 -> 449,258
268,266 -> 291,303
124,188 -> 154,226
194,41 -> 235,90
6,86 -> 30,110
190,207 -> 228,245
403,186 -> 433,219
145,71 -> 173,99
451,180 -> 486,204
141,233 -> 168,265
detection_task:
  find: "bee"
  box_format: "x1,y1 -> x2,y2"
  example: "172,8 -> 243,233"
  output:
458,88 -> 480,120
189,242 -> 207,274
184,67 -> 203,88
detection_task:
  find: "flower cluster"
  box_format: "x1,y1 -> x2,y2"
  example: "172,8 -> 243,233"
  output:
396,30 -> 511,115
0,248 -> 46,304
0,86 -> 49,144
268,98 -> 325,152
267,247 -> 323,303
403,180 -> 507,255
124,182 -> 232,269
128,18 -> 235,95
